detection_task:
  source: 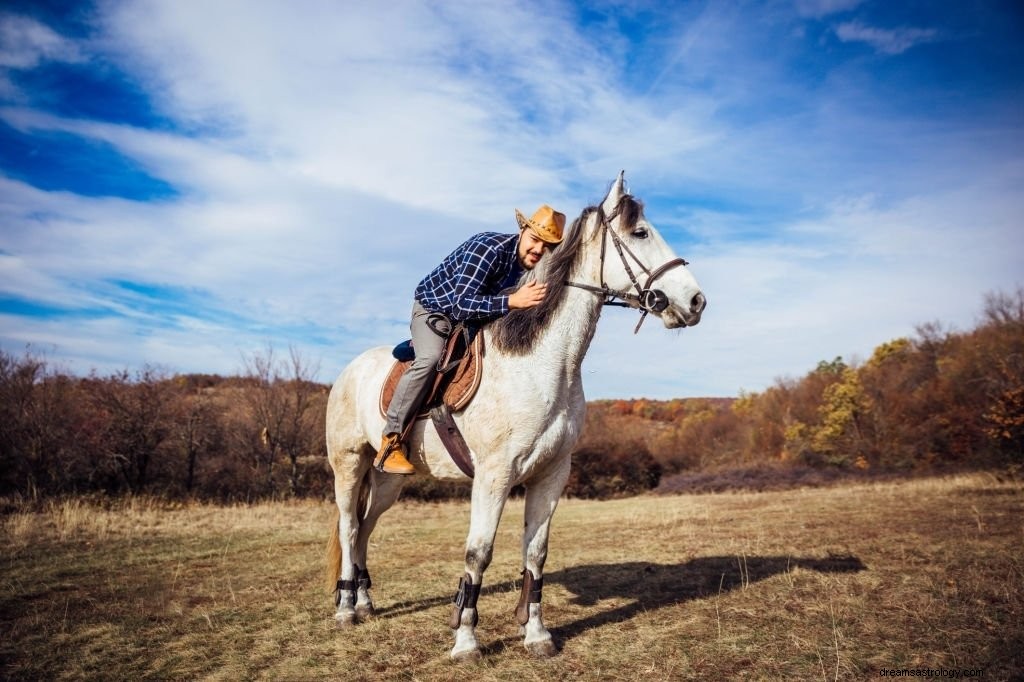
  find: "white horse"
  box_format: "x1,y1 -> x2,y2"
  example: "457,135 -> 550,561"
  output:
325,172 -> 706,661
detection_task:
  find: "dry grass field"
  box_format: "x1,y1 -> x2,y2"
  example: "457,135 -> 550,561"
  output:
2,473 -> 1022,681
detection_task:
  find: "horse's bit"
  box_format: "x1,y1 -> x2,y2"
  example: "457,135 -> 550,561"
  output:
565,203 -> 689,333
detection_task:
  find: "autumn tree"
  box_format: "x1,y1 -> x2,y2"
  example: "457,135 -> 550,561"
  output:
240,345 -> 324,497
808,366 -> 867,467
0,350 -> 89,496
88,367 -> 180,494
979,289 -> 1024,460
172,384 -> 224,494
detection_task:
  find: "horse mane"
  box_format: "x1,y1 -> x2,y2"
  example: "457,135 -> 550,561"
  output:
489,194 -> 645,354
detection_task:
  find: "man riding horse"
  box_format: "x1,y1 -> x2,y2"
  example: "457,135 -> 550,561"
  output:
374,205 -> 567,474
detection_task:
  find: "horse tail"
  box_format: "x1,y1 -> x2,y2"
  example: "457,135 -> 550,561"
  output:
325,507 -> 342,593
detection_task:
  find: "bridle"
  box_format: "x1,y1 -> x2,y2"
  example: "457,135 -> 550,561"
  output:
565,202 -> 689,334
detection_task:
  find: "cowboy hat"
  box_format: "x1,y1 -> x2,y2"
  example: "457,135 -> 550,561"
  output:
515,204 -> 565,244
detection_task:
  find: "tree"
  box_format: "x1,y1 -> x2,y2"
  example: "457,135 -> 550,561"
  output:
241,345 -> 324,496
89,367 -> 178,494
809,366 -> 866,467
979,288 -> 1024,460
174,386 -> 223,494
0,349 -> 97,497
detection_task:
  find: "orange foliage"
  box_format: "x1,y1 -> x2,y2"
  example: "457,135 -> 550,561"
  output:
586,289 -> 1024,479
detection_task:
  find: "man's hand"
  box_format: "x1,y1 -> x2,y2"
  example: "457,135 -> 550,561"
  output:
508,280 -> 548,310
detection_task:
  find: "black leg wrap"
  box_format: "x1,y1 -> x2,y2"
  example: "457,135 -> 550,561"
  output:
515,568 -> 544,626
335,565 -> 372,606
449,573 -> 481,629
334,579 -> 348,606
357,565 -> 372,590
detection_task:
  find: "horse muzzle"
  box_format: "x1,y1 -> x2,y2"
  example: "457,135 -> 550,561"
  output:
661,291 -> 706,328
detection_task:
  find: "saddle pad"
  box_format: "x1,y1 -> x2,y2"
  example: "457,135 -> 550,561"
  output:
378,331 -> 484,419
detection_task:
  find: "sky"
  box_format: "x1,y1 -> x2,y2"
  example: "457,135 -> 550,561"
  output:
1,0 -> 1022,399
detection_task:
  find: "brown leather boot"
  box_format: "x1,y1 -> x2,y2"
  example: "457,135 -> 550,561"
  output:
373,434 -> 415,475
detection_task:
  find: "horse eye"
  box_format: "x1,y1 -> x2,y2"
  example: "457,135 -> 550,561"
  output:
632,228 -> 649,239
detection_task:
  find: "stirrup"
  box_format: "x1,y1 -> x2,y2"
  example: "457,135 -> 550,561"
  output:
373,435 -> 398,470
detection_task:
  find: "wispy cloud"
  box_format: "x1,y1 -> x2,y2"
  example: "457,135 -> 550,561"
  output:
0,13 -> 83,69
834,20 -> 941,55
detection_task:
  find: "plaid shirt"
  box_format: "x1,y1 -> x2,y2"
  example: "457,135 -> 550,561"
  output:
414,232 -> 523,321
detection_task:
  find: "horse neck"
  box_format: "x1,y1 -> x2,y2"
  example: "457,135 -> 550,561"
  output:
528,234 -> 606,380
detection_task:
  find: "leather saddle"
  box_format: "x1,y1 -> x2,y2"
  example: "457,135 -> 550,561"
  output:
378,324 -> 483,478
378,323 -> 484,420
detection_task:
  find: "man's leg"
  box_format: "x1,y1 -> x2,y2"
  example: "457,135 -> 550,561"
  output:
376,302 -> 451,474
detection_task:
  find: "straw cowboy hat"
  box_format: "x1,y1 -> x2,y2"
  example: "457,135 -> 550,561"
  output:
515,205 -> 566,244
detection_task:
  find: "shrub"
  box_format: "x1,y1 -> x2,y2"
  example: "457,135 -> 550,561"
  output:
566,443 -> 662,499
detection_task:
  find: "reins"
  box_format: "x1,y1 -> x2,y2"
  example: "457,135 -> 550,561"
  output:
565,202 -> 689,333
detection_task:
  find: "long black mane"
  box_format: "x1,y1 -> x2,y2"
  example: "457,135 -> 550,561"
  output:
490,194 -> 645,354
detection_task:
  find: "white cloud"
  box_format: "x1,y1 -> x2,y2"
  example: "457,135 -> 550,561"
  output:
0,13 -> 84,69
96,1 -> 593,218
834,20 -> 941,55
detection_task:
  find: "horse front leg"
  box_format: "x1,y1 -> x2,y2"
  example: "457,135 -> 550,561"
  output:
517,454 -> 570,657
449,474 -> 510,662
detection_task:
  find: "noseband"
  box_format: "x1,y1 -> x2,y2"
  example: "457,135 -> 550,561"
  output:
565,205 -> 689,333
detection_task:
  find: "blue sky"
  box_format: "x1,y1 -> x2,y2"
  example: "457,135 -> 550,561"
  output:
1,0 -> 1022,398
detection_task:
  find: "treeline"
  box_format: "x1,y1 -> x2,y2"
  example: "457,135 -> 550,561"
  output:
0,342 -> 663,503
578,289 -> 1024,494
0,347 -> 331,503
3,290 -> 1022,504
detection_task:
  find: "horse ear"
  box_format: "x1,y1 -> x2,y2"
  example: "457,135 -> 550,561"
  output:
602,170 -> 627,214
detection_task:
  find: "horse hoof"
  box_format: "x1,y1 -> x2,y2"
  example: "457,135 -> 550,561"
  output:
450,648 -> 482,663
525,638 -> 558,658
334,613 -> 357,628
355,604 -> 375,621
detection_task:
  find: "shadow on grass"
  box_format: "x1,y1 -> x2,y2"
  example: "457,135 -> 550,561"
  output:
544,555 -> 865,645
374,554 -> 865,650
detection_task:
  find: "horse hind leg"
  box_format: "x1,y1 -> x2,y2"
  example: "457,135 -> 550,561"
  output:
327,442 -> 409,626
327,444 -> 369,627
350,470 -> 407,620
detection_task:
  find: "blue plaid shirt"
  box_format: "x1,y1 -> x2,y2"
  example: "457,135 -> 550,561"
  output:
414,232 -> 523,321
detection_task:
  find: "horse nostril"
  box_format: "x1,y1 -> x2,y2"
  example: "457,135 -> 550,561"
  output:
691,292 -> 706,313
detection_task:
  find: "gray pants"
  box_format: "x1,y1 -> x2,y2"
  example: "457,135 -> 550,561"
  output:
383,301 -> 452,436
